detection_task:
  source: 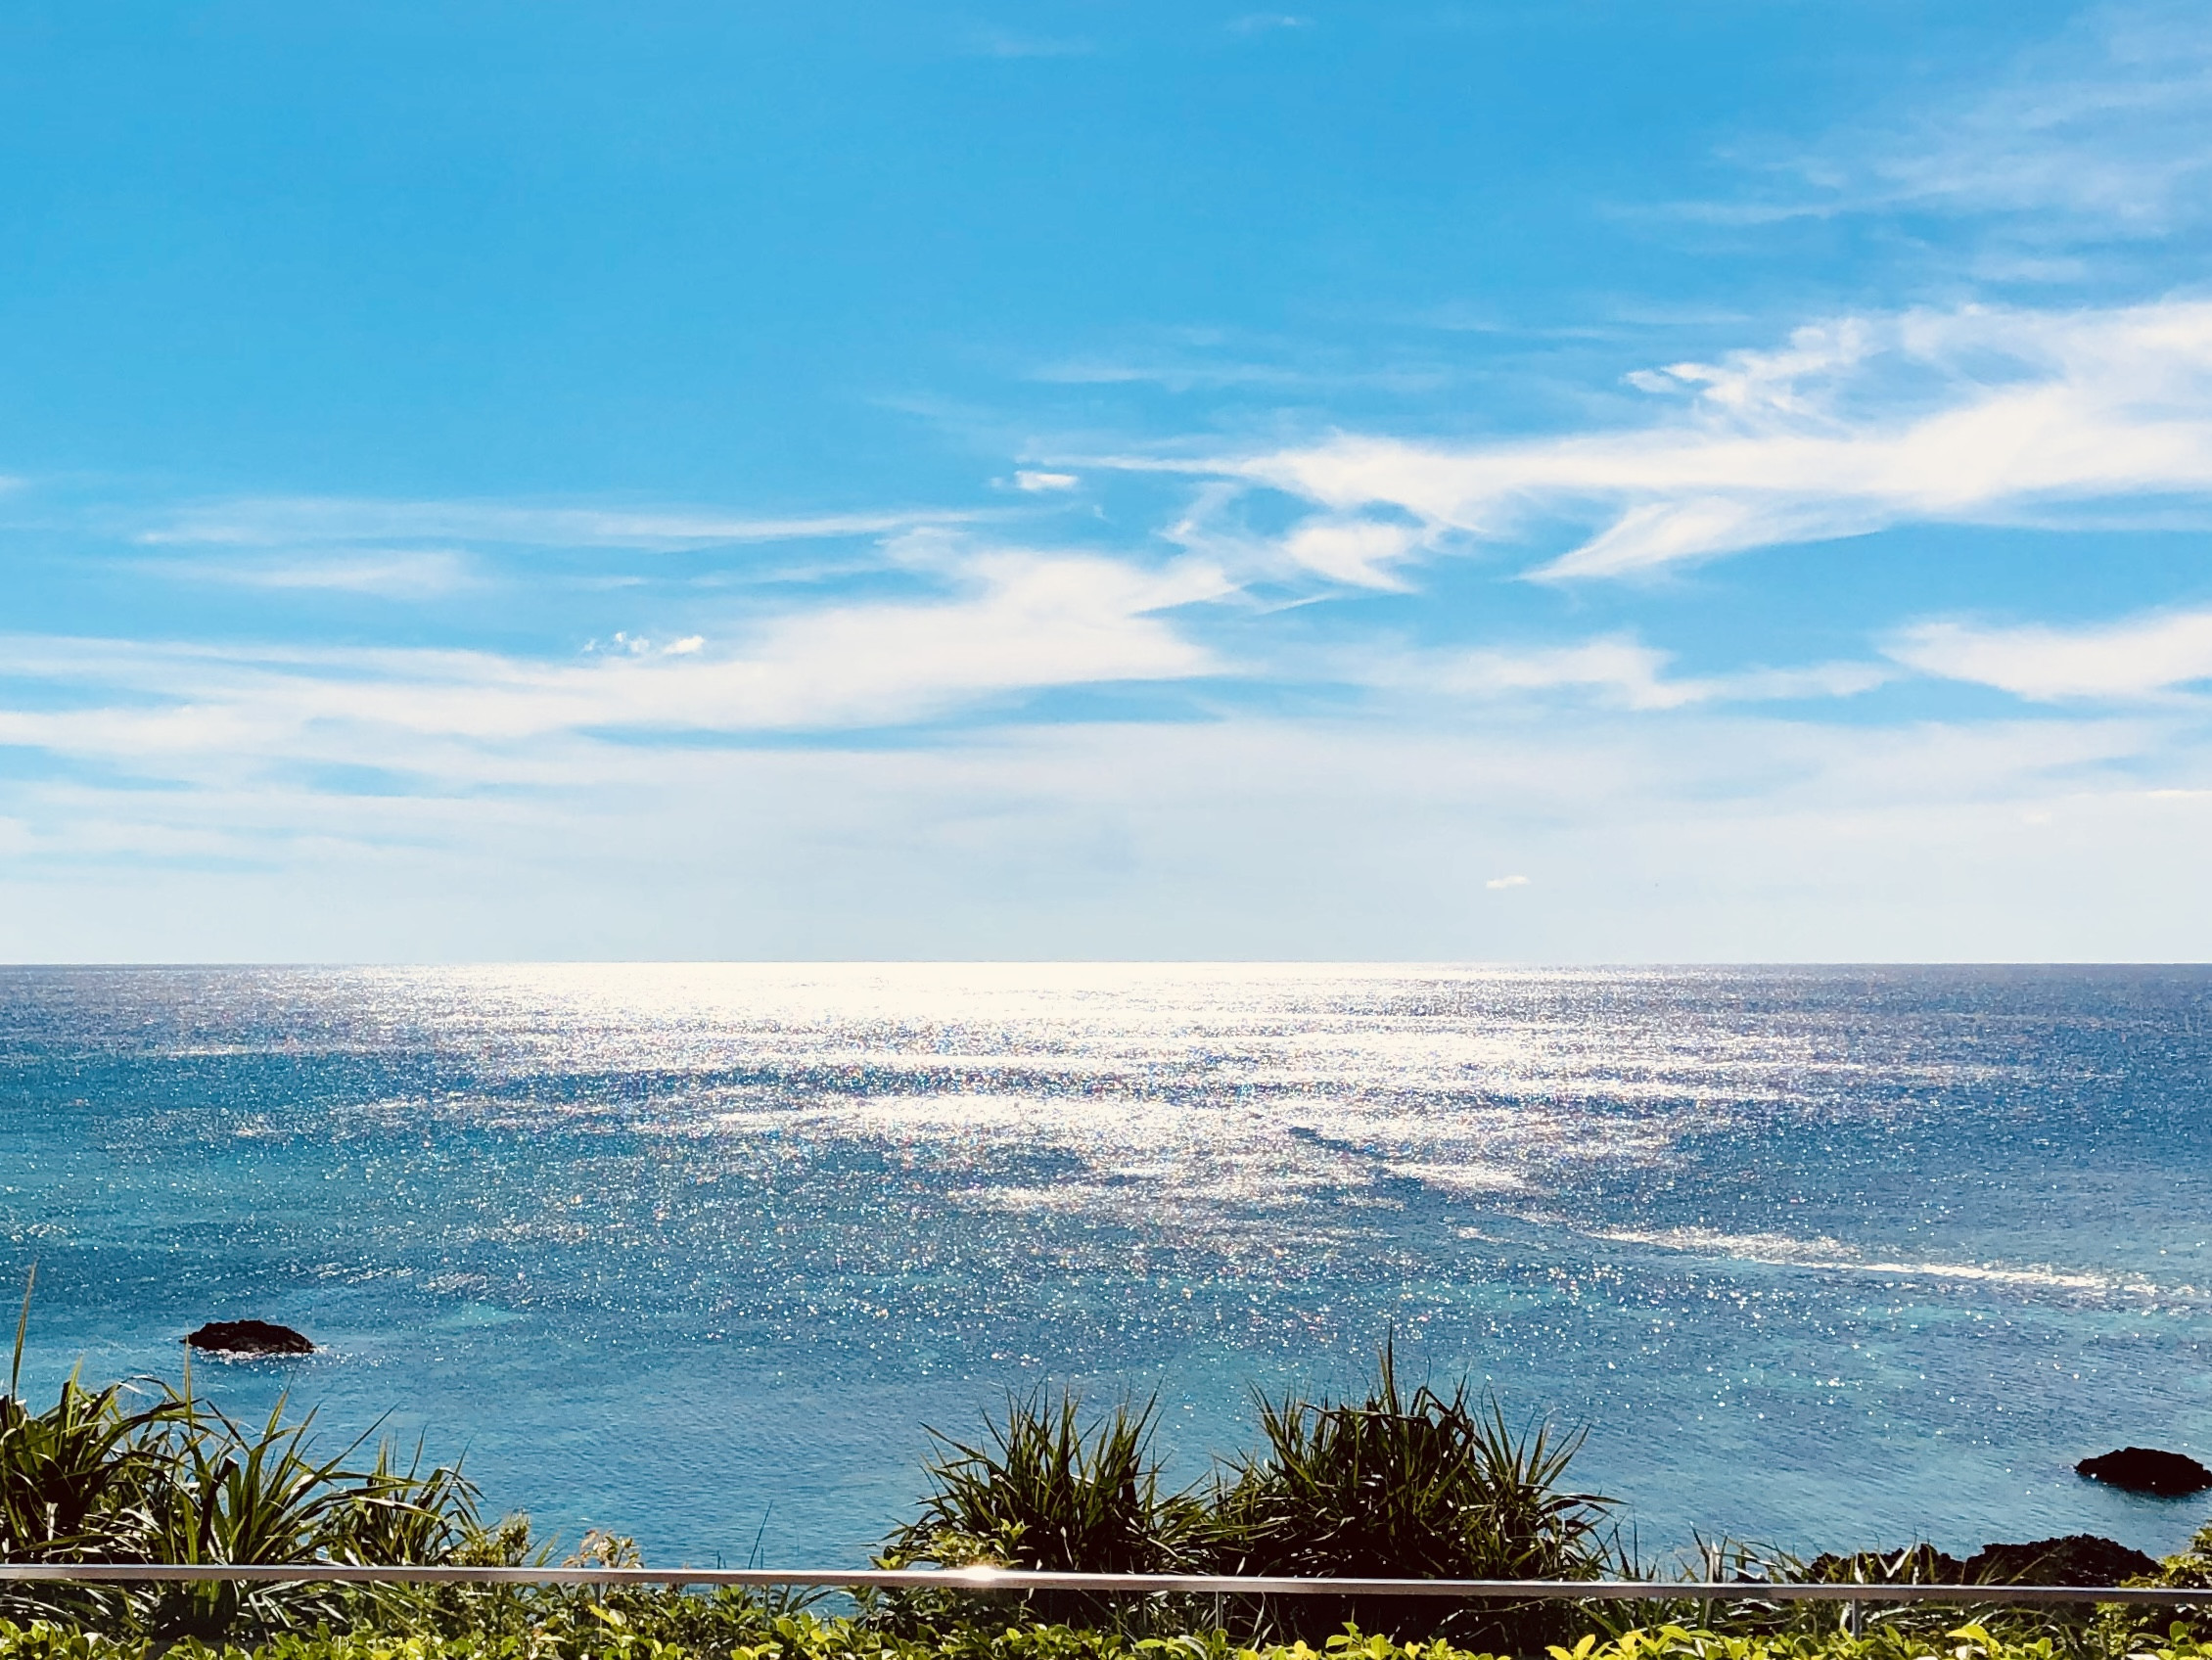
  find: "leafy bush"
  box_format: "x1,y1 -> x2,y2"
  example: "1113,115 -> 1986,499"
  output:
6,1611 -> 2212,1660
9,1287 -> 2207,1658
2147,1523 -> 2212,1593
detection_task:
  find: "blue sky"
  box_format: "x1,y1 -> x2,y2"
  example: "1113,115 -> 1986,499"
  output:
4,0 -> 2211,960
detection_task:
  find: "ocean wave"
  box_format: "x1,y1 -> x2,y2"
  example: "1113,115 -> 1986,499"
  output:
1583,1223 -> 2174,1297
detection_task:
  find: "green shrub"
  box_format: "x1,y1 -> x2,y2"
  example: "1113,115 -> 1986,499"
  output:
9,1280 -> 2208,1660
2147,1523 -> 2212,1594
0,1282 -> 498,1640
876,1393 -> 1207,1631
7,1612 -> 2212,1660
883,1393 -> 1198,1576
1202,1345 -> 1616,1650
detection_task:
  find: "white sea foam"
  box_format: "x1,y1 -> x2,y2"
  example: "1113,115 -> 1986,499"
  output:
1584,1224 -> 2173,1297
1384,1161 -> 1532,1193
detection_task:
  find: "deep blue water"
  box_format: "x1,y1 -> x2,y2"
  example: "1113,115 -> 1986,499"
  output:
2,964 -> 2208,1570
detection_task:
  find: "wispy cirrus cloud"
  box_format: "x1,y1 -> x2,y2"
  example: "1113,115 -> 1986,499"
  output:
138,495 -> 975,552
1360,634 -> 1893,712
965,28 -> 1092,59
1890,606 -> 2212,700
1747,0 -> 2212,237
1158,300 -> 2212,582
1034,354 -> 1447,393
151,548 -> 481,597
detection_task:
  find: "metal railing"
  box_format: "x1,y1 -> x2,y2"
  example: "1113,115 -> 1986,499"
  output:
0,1565 -> 2201,1606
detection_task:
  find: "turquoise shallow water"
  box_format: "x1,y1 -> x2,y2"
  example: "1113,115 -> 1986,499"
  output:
1,963 -> 2208,1569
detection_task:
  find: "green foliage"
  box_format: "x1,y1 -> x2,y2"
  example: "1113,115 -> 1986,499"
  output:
2146,1523 -> 2212,1593
876,1394 -> 1207,1632
7,1611 -> 2212,1660
0,1367 -> 174,1631
1214,1345 -> 1612,1583
0,1292 -> 508,1640
0,1370 -> 169,1563
1564,1527 -> 2212,1652
7,1283 -> 2209,1660
1538,1621 -> 2212,1660
868,1346 -> 1622,1648
884,1395 -> 1199,1576
1202,1345 -> 1617,1649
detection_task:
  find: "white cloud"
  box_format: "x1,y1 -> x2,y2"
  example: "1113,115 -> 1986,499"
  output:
5,706 -> 2206,962
0,549 -> 1228,779
586,631 -> 708,658
1035,354 -> 1445,393
139,496 -> 969,551
1014,471 -> 1080,492
1155,485 -> 1439,592
1185,300 -> 2212,578
1889,606 -> 2212,700
155,549 -> 480,597
1372,633 -> 1892,711
1441,636 -> 1694,709
1277,517 -> 1425,588
1719,661 -> 1898,702
1788,0 -> 2212,236
1485,873 -> 1531,890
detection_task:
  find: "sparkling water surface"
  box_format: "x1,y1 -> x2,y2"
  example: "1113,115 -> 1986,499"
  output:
2,964 -> 2207,1568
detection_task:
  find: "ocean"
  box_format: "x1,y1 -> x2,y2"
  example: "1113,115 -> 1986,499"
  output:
1,963 -> 2207,1571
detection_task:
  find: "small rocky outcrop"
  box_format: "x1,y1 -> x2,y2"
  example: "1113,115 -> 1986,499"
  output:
2078,1447 -> 2212,1498
1803,1544 -> 1965,1584
1802,1536 -> 2154,1588
1963,1535 -> 2158,1586
184,1319 -> 314,1356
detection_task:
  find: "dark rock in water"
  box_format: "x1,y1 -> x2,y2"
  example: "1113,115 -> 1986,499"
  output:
1803,1545 -> 1965,1584
1800,1536 -> 2154,1589
185,1319 -> 314,1356
1962,1536 -> 2158,1587
2078,1447 -> 2212,1498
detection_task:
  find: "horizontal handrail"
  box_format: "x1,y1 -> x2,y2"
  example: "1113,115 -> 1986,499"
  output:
0,1566 -> 2202,1604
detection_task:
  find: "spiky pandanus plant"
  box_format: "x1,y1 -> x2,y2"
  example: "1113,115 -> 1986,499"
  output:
1208,1343 -> 1617,1649
134,1376 -> 479,1638
878,1390 -> 1205,1630
0,1268 -> 173,1627
0,1271 -> 501,1638
0,1374 -> 172,1628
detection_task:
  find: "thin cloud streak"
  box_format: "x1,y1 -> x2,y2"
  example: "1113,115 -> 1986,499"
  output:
1359,634 -> 1894,712
139,496 -> 979,551
1743,0 -> 2212,236
148,549 -> 482,597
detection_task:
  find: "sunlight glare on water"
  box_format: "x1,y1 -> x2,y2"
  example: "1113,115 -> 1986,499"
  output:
1,962 -> 2207,1566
